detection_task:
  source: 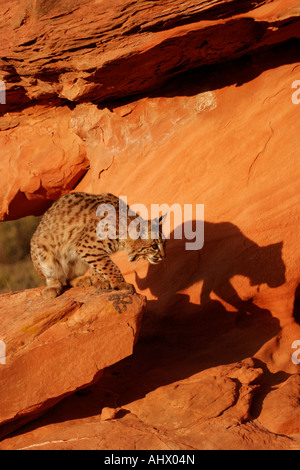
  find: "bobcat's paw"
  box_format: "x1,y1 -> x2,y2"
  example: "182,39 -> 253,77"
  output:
112,282 -> 136,293
43,286 -> 62,299
70,276 -> 92,288
93,279 -> 111,291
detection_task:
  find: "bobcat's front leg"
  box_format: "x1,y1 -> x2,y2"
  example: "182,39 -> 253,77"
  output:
93,257 -> 135,293
91,270 -> 111,291
77,246 -> 135,292
102,258 -> 135,293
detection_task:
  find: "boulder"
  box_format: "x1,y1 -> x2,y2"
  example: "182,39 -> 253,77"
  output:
0,286 -> 145,438
257,374 -> 300,435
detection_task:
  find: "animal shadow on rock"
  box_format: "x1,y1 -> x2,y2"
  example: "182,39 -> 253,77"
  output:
131,220 -> 286,374
136,220 -> 285,317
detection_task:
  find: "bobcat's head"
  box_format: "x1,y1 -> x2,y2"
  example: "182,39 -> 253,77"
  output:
127,215 -> 166,265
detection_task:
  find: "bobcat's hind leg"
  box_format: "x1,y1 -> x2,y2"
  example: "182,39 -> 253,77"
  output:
43,279 -> 63,299
31,242 -> 65,299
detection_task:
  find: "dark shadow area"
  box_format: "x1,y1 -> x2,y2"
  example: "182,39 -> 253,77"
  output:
5,220 -> 287,438
293,284 -> 300,325
247,358 -> 290,420
140,0 -> 266,33
2,37 -> 300,119
152,36 -> 300,91
100,37 -> 300,113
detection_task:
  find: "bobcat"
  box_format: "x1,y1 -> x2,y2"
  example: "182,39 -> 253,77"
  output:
30,192 -> 165,299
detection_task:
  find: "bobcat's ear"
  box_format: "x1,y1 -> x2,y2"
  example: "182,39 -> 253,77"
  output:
151,213 -> 167,239
158,213 -> 167,226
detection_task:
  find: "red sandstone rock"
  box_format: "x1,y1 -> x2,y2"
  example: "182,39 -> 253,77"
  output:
100,407 -> 120,421
0,107 -> 90,219
0,359 -> 297,450
1,0 -> 300,109
126,360 -> 263,431
257,375 -> 300,435
0,287 -> 145,438
0,0 -> 300,452
1,0 -> 300,220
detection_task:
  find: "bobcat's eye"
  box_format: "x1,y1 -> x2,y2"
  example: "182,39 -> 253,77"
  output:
152,243 -> 158,250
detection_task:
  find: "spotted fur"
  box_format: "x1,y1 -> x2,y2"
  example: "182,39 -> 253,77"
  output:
30,192 -> 165,298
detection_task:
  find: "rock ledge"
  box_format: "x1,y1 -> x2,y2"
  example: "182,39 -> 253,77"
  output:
0,286 -> 146,438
